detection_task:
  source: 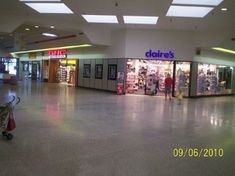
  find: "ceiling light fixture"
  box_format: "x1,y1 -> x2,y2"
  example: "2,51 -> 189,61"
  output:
42,33 -> 57,37
50,25 -> 55,29
212,47 -> 235,55
11,44 -> 92,54
172,0 -> 224,6
25,3 -> 74,14
82,15 -> 118,23
166,5 -> 213,18
25,28 -> 30,31
35,25 -> 39,28
221,8 -> 227,11
123,16 -> 159,24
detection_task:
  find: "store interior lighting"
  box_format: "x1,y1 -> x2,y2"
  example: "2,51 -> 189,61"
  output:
82,15 -> 118,24
11,44 -> 92,55
25,3 -> 74,14
166,5 -> 213,18
171,0 -> 224,6
123,16 -> 158,24
212,47 -> 235,55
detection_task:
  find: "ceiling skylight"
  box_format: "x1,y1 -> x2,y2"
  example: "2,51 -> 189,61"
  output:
166,5 -> 213,18
172,0 -> 224,6
25,3 -> 73,14
42,33 -> 57,37
82,15 -> 118,24
123,16 -> 158,24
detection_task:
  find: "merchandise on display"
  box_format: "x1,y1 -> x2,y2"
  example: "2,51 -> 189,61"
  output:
57,60 -> 76,86
126,59 -> 173,95
175,62 -> 190,97
197,64 -> 233,95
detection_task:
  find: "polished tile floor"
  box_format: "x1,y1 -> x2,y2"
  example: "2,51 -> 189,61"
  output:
0,81 -> 235,176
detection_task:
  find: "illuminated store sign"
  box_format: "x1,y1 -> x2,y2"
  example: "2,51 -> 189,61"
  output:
145,50 -> 174,59
48,49 -> 67,59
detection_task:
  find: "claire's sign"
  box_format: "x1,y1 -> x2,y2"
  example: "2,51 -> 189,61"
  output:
145,49 -> 174,59
48,49 -> 67,59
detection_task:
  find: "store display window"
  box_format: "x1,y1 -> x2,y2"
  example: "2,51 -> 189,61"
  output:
175,62 -> 191,97
1,58 -> 17,75
197,63 -> 233,95
126,59 -> 173,95
58,59 -> 76,86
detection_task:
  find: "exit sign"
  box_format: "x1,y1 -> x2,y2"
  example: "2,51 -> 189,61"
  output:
48,49 -> 67,59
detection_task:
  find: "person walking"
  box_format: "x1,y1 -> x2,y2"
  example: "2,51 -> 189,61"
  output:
164,73 -> 173,101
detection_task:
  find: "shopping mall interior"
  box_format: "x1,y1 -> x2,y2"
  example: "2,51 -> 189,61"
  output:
0,0 -> 235,175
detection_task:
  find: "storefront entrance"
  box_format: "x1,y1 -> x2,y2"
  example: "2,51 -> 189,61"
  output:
126,59 -> 174,96
58,59 -> 77,86
21,61 -> 40,80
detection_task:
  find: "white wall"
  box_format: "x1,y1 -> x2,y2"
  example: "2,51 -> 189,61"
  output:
193,29 -> 230,48
194,49 -> 235,66
105,29 -> 126,58
125,29 -> 195,60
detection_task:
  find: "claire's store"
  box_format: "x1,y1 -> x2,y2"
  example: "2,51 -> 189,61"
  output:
125,49 -> 235,97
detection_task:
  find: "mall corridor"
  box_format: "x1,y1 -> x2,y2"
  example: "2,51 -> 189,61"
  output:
0,81 -> 235,176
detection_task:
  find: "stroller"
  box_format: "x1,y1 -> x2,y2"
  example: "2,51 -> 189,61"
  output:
0,96 -> 20,140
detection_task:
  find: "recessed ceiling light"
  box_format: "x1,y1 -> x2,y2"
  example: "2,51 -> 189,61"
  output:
50,25 -> 55,29
123,16 -> 158,24
221,8 -> 227,11
172,0 -> 224,6
25,3 -> 73,14
166,5 -> 213,18
42,33 -> 57,37
82,15 -> 118,23
25,28 -> 30,31
35,25 -> 39,28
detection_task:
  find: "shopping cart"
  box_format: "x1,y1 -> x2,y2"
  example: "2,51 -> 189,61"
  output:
0,96 -> 20,140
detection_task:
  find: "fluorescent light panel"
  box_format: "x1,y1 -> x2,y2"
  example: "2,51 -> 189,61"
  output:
25,3 -> 73,14
82,15 -> 118,23
166,5 -> 213,18
172,0 -> 224,6
11,44 -> 92,54
212,47 -> 235,55
42,33 -> 57,37
123,16 -> 158,24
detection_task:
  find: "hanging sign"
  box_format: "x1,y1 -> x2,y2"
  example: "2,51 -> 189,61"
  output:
48,49 -> 67,59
